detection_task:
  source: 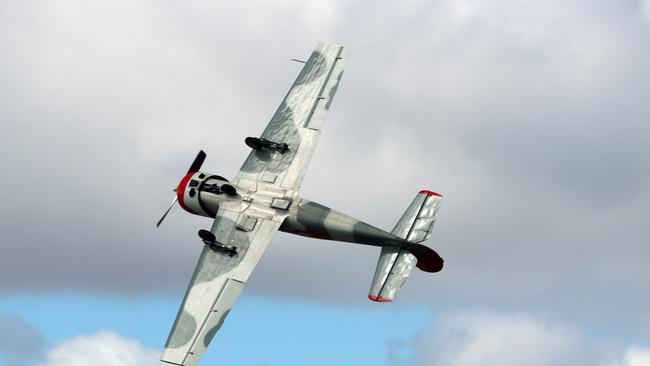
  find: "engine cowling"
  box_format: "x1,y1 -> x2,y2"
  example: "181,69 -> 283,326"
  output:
176,172 -> 232,218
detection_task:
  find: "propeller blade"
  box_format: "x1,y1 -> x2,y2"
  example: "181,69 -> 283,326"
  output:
187,150 -> 206,174
156,196 -> 178,228
158,151 -> 204,228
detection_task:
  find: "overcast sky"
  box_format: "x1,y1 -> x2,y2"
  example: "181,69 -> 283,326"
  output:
1,1 -> 649,365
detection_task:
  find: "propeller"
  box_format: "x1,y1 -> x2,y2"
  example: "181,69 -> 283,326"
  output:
156,196 -> 178,227
156,150 -> 206,227
186,150 -> 206,175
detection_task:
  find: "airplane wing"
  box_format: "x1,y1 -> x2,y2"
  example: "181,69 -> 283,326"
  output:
161,199 -> 285,366
233,42 -> 348,192
162,42 -> 347,366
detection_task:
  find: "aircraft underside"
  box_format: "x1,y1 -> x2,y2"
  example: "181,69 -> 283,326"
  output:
156,43 -> 444,366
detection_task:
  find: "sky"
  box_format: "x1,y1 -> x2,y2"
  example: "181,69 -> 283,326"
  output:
1,0 -> 649,365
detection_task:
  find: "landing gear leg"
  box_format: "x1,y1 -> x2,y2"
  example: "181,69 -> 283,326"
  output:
199,230 -> 239,257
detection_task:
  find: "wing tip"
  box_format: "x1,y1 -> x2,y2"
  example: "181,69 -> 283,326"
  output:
419,189 -> 443,197
160,358 -> 184,366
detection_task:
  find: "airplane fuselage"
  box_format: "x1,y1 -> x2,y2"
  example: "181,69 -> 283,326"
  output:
176,171 -> 410,249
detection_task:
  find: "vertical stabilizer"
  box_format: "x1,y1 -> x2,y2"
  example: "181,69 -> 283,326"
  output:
368,190 -> 443,302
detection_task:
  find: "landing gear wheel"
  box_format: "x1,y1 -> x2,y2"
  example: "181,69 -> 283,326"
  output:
245,136 -> 289,154
198,229 -> 216,244
245,137 -> 262,150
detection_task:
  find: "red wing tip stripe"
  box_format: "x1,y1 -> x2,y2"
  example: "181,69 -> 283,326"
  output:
419,190 -> 443,197
368,295 -> 392,302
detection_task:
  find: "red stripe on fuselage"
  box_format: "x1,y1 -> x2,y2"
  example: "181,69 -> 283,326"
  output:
177,173 -> 196,214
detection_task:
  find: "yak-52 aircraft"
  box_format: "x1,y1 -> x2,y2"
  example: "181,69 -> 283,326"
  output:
157,43 -> 444,366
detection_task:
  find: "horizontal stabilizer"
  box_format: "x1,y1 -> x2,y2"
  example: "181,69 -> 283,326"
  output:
368,247 -> 416,302
368,190 -> 443,302
392,190 -> 443,243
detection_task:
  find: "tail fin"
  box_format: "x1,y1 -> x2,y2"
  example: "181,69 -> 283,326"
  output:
368,190 -> 443,302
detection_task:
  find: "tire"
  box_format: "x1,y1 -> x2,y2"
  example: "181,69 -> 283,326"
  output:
198,229 -> 215,243
245,137 -> 261,149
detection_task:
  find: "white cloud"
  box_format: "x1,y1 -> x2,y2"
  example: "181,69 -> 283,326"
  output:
614,347 -> 650,366
413,312 -> 591,366
41,332 -> 160,366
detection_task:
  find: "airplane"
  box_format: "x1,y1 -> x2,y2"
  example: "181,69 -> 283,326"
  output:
157,42 -> 444,366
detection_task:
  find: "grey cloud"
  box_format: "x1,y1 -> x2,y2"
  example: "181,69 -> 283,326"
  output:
1,0 -> 650,346
0,313 -> 46,366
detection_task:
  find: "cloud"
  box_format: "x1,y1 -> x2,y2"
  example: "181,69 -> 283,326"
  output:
41,332 -> 160,366
615,347 -> 650,366
405,311 -> 650,366
411,312 -> 591,366
640,0 -> 650,23
1,0 -> 650,341
0,313 -> 46,366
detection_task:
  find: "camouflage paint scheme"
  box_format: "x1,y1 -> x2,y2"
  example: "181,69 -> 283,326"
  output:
160,43 -> 443,366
